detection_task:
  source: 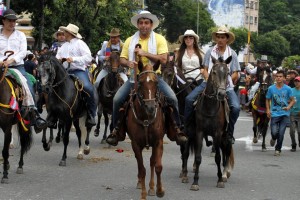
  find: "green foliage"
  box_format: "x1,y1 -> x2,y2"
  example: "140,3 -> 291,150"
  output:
282,55 -> 300,69
278,23 -> 300,55
230,27 -> 248,53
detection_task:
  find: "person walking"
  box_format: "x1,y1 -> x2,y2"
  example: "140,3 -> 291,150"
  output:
289,76 -> 300,152
106,10 -> 187,146
266,70 -> 295,156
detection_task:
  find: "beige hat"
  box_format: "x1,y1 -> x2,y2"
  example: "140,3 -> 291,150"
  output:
106,28 -> 121,37
59,23 -> 82,39
131,10 -> 159,29
52,29 -> 64,39
212,25 -> 235,44
178,30 -> 199,43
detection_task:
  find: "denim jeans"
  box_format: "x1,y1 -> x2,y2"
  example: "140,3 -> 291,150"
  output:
184,81 -> 240,136
112,76 -> 180,128
70,69 -> 97,117
270,115 -> 289,151
94,69 -> 128,89
289,115 -> 300,147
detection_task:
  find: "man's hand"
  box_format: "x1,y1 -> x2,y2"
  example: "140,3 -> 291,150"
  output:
66,57 -> 73,63
127,61 -> 137,69
134,48 -> 146,57
3,59 -> 15,67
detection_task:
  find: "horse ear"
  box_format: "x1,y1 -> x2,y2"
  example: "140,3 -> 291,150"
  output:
211,56 -> 217,64
153,60 -> 160,71
138,60 -> 143,72
225,56 -> 232,64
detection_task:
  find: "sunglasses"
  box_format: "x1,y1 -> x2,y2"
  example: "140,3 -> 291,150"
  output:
184,36 -> 194,40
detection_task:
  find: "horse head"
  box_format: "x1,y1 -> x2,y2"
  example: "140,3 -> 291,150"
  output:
161,59 -> 176,86
107,51 -> 121,73
208,56 -> 230,100
137,60 -> 160,116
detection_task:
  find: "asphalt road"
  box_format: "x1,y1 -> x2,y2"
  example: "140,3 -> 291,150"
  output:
0,110 -> 300,200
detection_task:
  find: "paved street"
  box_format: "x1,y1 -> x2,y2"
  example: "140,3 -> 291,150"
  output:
0,110 -> 300,200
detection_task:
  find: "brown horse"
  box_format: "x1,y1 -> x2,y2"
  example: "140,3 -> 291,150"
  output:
181,56 -> 234,189
0,63 -> 33,183
125,60 -> 166,199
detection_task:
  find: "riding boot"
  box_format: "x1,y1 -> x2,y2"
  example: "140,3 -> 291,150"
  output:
30,108 -> 48,133
175,126 -> 188,145
227,132 -> 235,144
106,108 -> 126,146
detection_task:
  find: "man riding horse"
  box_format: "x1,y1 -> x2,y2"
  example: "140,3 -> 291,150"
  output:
106,10 -> 188,146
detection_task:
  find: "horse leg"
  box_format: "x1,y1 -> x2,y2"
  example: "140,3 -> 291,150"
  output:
222,142 -> 233,182
55,120 -> 63,143
10,125 -> 18,149
215,144 -> 225,188
94,109 -> 102,137
101,112 -> 109,144
84,126 -> 91,155
59,122 -> 72,166
153,140 -> 165,198
1,128 -> 12,184
181,141 -> 190,183
261,118 -> 269,152
190,134 -> 203,191
42,127 -> 48,151
73,118 -> 84,160
252,113 -> 258,143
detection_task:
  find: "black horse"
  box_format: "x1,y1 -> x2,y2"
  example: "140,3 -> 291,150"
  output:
94,51 -> 124,143
37,53 -> 91,166
0,62 -> 33,183
181,56 -> 234,189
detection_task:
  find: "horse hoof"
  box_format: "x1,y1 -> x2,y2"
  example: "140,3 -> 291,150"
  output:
156,189 -> 165,197
43,143 -> 51,151
84,148 -> 90,155
136,182 -> 142,189
217,182 -> 225,188
9,144 -> 15,149
182,177 -> 189,183
190,184 -> 199,191
148,189 -> 155,196
1,178 -> 9,184
59,160 -> 66,166
94,130 -> 99,137
7,164 -> 10,170
253,137 -> 258,143
262,148 -> 267,152
16,167 -> 23,174
77,154 -> 83,160
179,172 -> 183,178
100,139 -> 106,144
227,171 -> 231,179
55,137 -> 60,143
222,175 -> 228,182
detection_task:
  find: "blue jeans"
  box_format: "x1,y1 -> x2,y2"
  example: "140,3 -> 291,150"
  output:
112,76 -> 180,128
271,115 -> 289,151
184,81 -> 240,136
10,65 -> 35,102
70,69 -> 97,117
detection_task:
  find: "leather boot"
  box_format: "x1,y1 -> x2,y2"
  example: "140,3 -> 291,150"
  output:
106,128 -> 119,146
175,126 -> 188,145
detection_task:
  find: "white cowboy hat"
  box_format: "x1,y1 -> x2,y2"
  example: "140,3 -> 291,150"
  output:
131,10 -> 159,29
212,25 -> 235,44
52,29 -> 64,39
59,23 -> 82,39
178,29 -> 200,43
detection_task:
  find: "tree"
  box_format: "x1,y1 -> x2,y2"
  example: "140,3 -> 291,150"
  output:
282,55 -> 300,69
278,23 -> 300,56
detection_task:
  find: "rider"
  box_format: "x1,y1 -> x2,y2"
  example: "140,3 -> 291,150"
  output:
0,9 -> 47,132
106,10 -> 188,146
50,29 -> 66,54
94,28 -> 127,89
56,23 -> 96,128
184,25 -> 241,144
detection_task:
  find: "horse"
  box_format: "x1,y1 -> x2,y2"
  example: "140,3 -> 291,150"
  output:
181,56 -> 234,189
0,58 -> 33,183
125,60 -> 167,199
251,68 -> 273,151
37,53 -> 91,166
94,51 -> 124,143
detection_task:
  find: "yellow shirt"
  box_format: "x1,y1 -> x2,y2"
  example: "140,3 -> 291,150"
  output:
120,32 -> 168,74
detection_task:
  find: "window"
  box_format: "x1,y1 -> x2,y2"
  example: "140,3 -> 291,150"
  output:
254,17 -> 258,24
245,0 -> 249,8
250,16 -> 253,24
254,2 -> 258,10
245,15 -> 249,24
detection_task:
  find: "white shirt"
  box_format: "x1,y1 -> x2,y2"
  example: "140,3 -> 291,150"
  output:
182,50 -> 202,80
0,28 -> 27,65
56,38 -> 92,71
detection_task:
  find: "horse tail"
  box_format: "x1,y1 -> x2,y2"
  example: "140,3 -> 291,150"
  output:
229,146 -> 234,169
17,122 -> 33,154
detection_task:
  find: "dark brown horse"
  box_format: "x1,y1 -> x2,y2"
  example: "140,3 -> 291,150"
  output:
125,60 -> 166,199
251,68 -> 273,151
0,63 -> 33,183
94,51 -> 124,143
181,56 -> 234,189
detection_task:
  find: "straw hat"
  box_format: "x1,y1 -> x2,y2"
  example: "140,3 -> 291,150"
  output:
212,25 -> 235,44
52,29 -> 64,39
178,30 -> 199,43
59,23 -> 82,39
131,10 -> 159,29
106,28 -> 121,37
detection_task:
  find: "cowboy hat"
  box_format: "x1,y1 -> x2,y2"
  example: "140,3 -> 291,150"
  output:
106,28 -> 121,37
59,23 -> 82,39
178,30 -> 200,44
52,29 -> 64,39
212,25 -> 235,44
0,9 -> 21,25
131,10 -> 159,29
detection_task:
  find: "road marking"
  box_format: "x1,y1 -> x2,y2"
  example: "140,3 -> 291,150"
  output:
238,116 -> 252,122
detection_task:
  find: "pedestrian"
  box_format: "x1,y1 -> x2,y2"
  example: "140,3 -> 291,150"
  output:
0,9 -> 47,132
94,28 -> 127,89
50,29 -> 65,54
266,70 -> 295,156
177,29 -> 204,83
106,10 -> 187,146
287,70 -> 298,88
184,25 -> 240,144
289,76 -> 300,152
24,53 -> 37,77
56,23 -> 96,127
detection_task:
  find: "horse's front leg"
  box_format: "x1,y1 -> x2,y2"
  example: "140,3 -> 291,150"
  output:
181,140 -> 190,183
55,120 -> 64,143
152,139 -> 165,198
1,128 -> 12,183
261,117 -> 269,151
101,112 -> 109,144
84,126 -> 91,155
190,132 -> 203,191
252,114 -> 258,143
74,118 -> 84,160
94,105 -> 102,137
131,142 -> 147,200
59,122 -> 72,166
215,144 -> 224,188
